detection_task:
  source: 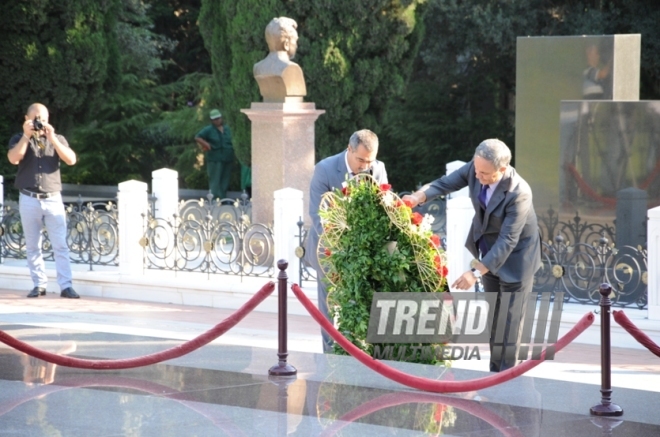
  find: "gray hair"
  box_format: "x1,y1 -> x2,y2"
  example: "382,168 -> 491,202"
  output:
265,17 -> 298,52
474,138 -> 511,169
348,129 -> 379,152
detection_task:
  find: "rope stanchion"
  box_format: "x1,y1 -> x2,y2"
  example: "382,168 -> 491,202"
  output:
291,283 -> 594,393
590,283 -> 623,417
0,281 -> 275,370
269,259 -> 297,376
613,310 -> 660,358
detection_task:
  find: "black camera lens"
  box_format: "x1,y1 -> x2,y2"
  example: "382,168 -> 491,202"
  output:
33,117 -> 43,130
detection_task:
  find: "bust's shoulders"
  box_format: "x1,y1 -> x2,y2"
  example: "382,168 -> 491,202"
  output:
254,52 -> 299,77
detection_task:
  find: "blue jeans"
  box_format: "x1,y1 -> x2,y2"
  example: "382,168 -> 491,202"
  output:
19,193 -> 72,291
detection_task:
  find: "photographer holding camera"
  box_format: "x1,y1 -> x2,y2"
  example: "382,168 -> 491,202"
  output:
7,103 -> 79,299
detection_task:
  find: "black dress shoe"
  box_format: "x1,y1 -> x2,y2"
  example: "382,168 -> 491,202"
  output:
60,287 -> 80,299
27,287 -> 47,298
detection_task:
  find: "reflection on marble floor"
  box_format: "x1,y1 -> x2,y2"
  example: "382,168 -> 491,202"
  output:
0,324 -> 658,436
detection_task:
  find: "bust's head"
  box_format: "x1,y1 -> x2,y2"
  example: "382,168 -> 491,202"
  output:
265,17 -> 299,59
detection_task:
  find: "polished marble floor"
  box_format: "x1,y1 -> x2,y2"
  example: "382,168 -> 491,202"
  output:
0,323 -> 658,436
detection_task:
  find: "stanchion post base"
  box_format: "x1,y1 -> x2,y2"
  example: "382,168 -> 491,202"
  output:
590,403 -> 623,417
269,363 -> 297,377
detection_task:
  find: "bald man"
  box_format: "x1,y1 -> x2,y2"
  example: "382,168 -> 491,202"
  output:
7,103 -> 79,299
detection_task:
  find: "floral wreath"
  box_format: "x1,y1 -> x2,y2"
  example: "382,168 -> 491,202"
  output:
318,173 -> 448,293
317,174 -> 448,360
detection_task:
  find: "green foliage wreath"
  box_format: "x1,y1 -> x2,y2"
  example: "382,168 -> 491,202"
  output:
318,174 -> 449,363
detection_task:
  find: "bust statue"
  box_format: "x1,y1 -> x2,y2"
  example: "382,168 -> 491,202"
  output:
253,17 -> 307,102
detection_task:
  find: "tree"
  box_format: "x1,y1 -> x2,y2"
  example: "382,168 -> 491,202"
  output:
198,0 -> 427,167
66,0 -> 179,185
0,0 -> 120,190
149,0 -> 212,84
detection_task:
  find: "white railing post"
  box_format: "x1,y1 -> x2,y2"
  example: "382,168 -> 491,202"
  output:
648,206 -> 660,320
152,168 -> 179,221
446,160 -> 469,198
443,160 -> 475,291
118,180 -> 148,276
273,188 -> 303,282
446,197 -> 476,291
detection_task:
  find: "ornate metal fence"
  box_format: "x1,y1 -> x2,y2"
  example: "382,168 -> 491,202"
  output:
537,207 -> 618,246
0,198 -> 119,270
141,195 -> 275,278
535,207 -> 647,308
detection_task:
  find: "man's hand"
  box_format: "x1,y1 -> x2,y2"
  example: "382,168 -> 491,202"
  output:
452,262 -> 488,290
195,137 -> 211,151
23,120 -> 32,136
42,121 -> 57,143
43,122 -> 77,165
451,270 -> 478,290
401,191 -> 426,208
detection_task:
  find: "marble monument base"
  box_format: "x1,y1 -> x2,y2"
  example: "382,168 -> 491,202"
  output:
241,101 -> 324,225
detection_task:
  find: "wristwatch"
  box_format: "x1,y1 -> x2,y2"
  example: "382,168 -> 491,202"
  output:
471,268 -> 482,280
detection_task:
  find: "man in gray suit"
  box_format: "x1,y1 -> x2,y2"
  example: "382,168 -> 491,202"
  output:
404,139 -> 541,372
306,129 -> 388,352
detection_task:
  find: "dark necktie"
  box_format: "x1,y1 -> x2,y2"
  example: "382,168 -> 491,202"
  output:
478,184 -> 489,208
478,184 -> 489,256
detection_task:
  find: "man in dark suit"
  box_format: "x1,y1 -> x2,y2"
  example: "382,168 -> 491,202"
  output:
404,139 -> 541,372
306,129 -> 388,352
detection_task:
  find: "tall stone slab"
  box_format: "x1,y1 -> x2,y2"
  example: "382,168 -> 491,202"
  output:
616,187 -> 649,248
516,35 -> 640,212
558,100 -> 660,230
241,102 -> 324,225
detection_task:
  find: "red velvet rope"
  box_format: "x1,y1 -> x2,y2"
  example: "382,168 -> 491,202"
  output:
0,282 -> 275,369
613,310 -> 660,358
566,164 -> 617,207
291,283 -> 594,393
320,391 -> 526,437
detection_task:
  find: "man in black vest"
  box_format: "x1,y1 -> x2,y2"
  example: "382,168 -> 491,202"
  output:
7,103 -> 79,299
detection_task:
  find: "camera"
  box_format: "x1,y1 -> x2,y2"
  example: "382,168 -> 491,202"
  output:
33,116 -> 44,131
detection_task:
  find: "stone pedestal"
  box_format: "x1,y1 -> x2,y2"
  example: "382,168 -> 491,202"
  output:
241,102 -> 324,225
152,168 -> 179,221
118,180 -> 148,276
648,206 -> 660,320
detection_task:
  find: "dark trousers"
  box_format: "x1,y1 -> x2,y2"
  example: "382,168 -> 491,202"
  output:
207,160 -> 232,200
481,272 -> 532,372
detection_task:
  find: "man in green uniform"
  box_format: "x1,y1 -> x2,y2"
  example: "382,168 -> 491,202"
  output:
194,109 -> 234,200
